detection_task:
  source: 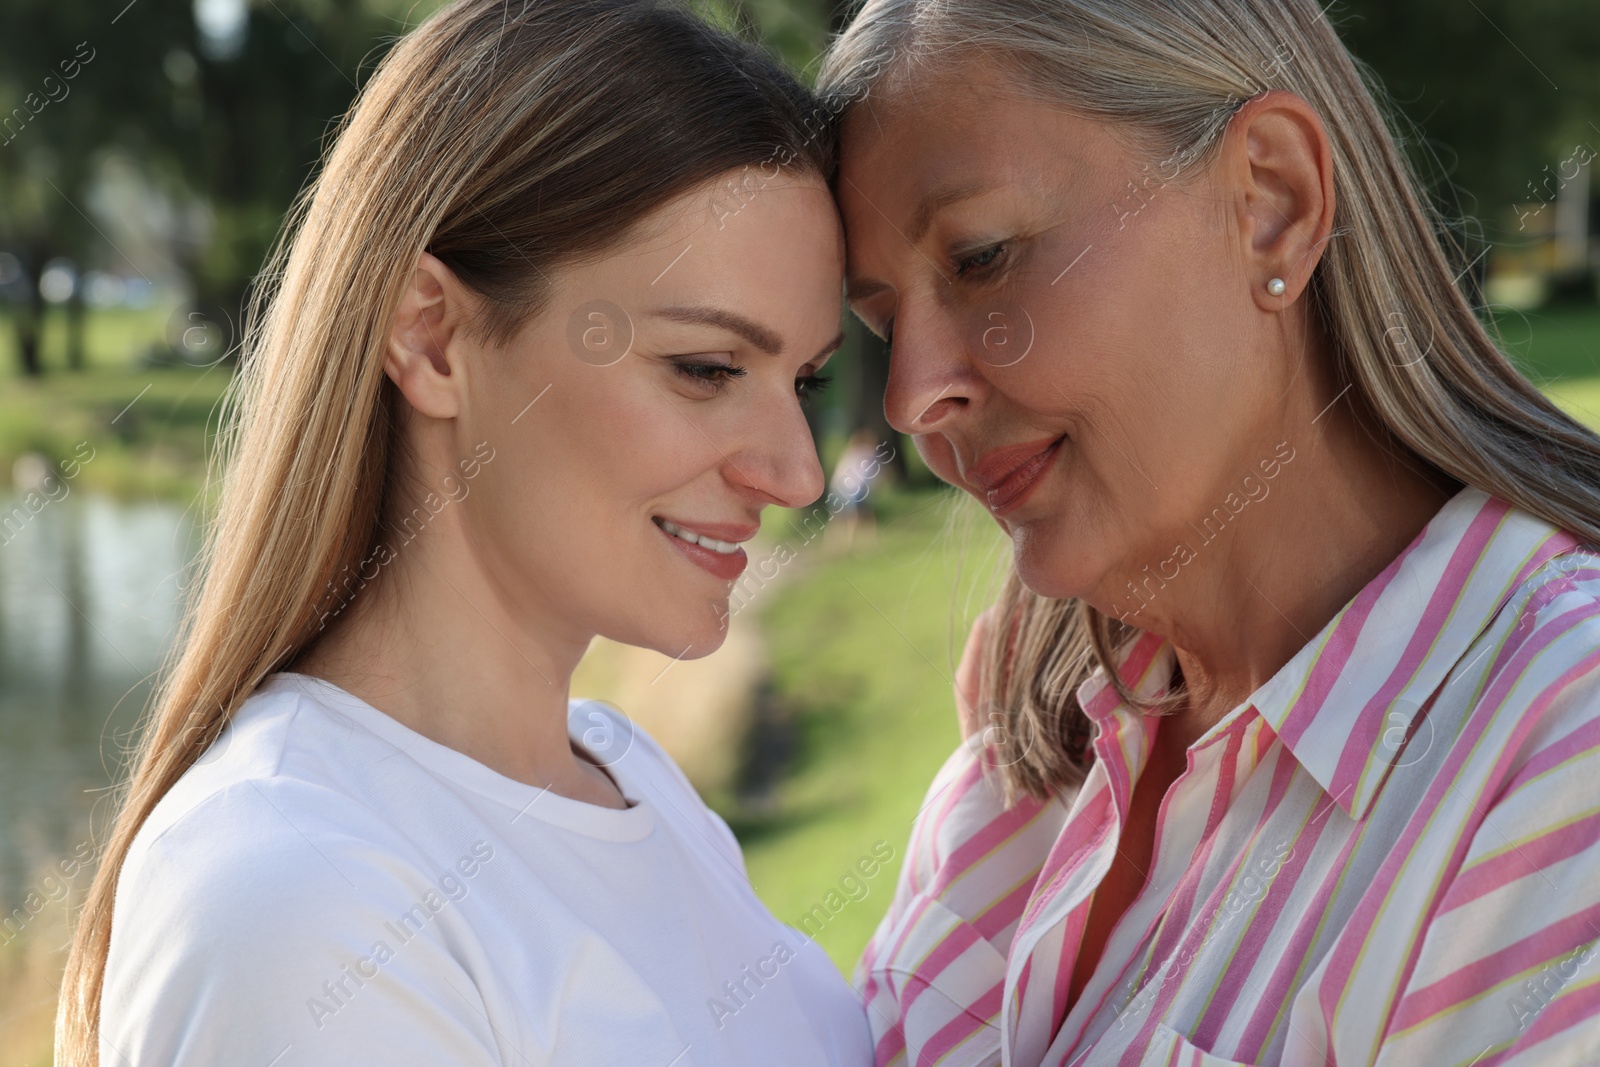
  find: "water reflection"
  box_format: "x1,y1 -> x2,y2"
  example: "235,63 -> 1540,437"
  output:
0,491 -> 195,917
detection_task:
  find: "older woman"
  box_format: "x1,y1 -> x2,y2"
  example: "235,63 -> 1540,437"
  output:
821,1 -> 1600,1065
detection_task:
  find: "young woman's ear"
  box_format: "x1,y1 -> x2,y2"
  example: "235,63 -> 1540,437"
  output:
385,252 -> 476,418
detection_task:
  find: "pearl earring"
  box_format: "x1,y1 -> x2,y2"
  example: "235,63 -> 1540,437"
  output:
1267,278 -> 1287,296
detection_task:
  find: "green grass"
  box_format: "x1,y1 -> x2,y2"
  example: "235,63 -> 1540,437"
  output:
0,363 -> 232,502
1,301 -> 1597,504
0,306 -> 232,502
1494,303 -> 1600,388
727,488 -> 1010,970
1490,303 -> 1600,431
1546,377 -> 1600,429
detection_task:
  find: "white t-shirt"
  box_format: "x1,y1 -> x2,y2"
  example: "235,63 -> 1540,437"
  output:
101,673 -> 872,1066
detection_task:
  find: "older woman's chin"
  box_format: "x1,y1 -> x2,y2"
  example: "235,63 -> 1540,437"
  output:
1006,526 -> 1103,603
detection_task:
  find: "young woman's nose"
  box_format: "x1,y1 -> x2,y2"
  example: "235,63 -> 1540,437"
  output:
725,397 -> 826,508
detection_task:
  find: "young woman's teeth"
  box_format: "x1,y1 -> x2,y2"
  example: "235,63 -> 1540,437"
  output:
659,519 -> 739,555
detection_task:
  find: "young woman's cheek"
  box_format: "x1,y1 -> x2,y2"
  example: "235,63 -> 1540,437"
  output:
597,380 -> 724,504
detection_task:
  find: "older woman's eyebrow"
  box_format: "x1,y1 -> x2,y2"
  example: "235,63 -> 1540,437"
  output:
909,181 -> 989,243
648,306 -> 783,354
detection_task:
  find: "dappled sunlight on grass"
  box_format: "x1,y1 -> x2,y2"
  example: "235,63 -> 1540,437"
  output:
1545,375 -> 1600,432
731,487 -> 1009,969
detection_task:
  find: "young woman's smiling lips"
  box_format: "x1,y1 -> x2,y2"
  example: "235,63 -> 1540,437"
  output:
653,516 -> 758,581
963,436 -> 1067,514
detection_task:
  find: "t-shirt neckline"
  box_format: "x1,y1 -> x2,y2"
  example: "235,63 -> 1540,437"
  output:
265,672 -> 657,842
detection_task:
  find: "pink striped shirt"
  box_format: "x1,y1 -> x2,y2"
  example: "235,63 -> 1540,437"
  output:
857,488 -> 1600,1065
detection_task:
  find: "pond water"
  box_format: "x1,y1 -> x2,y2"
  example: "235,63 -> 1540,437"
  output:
0,490 -> 195,1054
0,485 -> 758,1059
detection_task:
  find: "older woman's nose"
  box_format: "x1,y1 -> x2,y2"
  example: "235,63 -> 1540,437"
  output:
884,310 -> 979,436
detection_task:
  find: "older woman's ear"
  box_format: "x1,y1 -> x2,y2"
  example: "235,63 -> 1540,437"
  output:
1221,90 -> 1337,309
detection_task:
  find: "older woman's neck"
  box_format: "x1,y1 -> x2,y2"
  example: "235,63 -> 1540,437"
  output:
1143,404 -> 1455,745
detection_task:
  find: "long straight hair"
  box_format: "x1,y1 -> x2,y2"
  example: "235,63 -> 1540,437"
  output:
818,0 -> 1600,803
55,2 -> 831,1061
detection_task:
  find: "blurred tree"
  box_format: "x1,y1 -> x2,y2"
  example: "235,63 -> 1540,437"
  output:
7,0 -> 1591,384
0,0 -> 425,374
1333,0 -> 1600,239
708,0 -> 912,478
0,163 -> 59,377
690,0 -> 915,483
0,5 -> 101,374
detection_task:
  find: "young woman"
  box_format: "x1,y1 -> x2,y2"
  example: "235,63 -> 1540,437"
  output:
822,1 -> 1600,1064
55,2 -> 872,1064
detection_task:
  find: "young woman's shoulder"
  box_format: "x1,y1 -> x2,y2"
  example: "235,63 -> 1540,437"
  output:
103,678 -> 505,1065
125,674 -> 420,865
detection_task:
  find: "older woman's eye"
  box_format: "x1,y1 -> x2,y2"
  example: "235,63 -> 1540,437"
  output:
955,244 -> 1006,279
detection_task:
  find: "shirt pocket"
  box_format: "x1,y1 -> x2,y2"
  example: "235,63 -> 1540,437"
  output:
1137,1023 -> 1263,1067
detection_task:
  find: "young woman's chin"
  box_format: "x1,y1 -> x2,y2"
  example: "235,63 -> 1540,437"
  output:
593,560 -> 745,661
605,601 -> 734,662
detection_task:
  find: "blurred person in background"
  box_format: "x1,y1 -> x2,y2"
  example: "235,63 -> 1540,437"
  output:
826,429 -> 884,551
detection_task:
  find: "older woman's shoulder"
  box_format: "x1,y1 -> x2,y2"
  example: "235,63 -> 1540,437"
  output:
1500,547 -> 1600,670
1479,546 -> 1600,759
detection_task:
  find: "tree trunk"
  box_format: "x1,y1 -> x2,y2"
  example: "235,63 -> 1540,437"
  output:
15,257 -> 45,376
66,281 -> 87,371
188,273 -> 249,368
14,312 -> 42,377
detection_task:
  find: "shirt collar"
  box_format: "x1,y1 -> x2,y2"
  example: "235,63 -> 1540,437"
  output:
1077,488 -> 1578,821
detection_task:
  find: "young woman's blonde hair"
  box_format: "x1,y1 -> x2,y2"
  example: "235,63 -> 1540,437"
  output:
818,0 -> 1600,803
55,1 -> 832,1061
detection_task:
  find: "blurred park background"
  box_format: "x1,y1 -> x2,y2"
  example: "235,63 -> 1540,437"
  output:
3,0 -> 1600,1061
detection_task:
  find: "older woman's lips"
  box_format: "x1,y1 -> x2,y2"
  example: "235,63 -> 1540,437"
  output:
966,436 -> 1065,514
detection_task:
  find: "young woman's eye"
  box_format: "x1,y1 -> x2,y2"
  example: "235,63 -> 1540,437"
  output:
955,244 -> 1006,279
674,361 -> 746,392
796,373 -> 832,403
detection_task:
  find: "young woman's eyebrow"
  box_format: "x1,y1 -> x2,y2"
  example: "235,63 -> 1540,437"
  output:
649,306 -> 783,354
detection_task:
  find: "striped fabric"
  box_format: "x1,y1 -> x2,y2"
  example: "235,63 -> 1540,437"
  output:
856,488 -> 1600,1066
